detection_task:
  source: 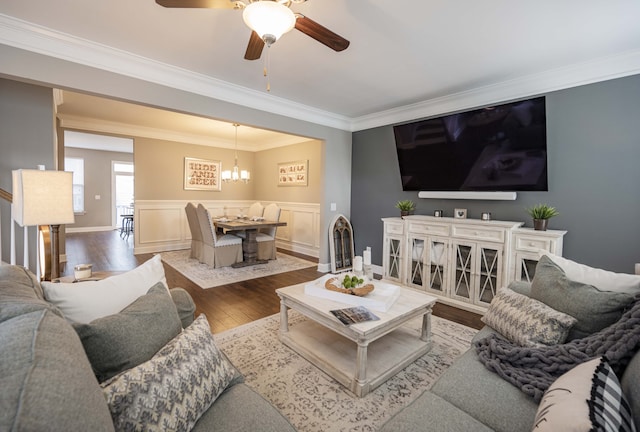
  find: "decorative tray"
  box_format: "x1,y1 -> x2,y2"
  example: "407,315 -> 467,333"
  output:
304,274 -> 401,312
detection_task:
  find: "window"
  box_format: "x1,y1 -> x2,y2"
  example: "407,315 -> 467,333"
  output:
64,157 -> 84,213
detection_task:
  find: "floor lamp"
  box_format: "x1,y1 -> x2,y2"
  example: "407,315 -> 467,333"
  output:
12,169 -> 75,280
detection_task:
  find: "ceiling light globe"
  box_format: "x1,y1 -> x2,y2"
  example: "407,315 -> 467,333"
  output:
243,1 -> 296,43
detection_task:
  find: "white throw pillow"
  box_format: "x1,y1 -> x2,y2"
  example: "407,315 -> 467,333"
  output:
539,252 -> 640,294
42,255 -> 168,324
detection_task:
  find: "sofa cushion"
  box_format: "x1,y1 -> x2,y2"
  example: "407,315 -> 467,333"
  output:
378,389 -> 494,432
533,357 -> 636,432
169,287 -> 196,328
0,309 -> 114,432
73,282 -> 182,382
481,287 -> 576,347
101,314 -> 238,432
540,252 -> 640,295
0,265 -> 62,323
192,384 -> 297,432
531,256 -> 635,340
431,349 -> 539,432
42,254 -> 168,323
621,351 -> 640,432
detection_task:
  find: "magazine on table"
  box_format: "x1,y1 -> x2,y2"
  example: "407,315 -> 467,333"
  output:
330,306 -> 380,325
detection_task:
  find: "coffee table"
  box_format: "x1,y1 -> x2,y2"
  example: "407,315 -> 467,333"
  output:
276,282 -> 437,397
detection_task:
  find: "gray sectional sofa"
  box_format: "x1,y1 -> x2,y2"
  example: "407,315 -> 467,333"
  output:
381,258 -> 640,432
0,264 -> 295,432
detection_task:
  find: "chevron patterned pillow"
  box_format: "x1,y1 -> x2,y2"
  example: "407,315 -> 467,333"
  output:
101,314 -> 238,432
481,287 -> 577,347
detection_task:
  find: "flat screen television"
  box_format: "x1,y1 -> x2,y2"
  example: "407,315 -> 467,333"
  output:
393,96 -> 548,192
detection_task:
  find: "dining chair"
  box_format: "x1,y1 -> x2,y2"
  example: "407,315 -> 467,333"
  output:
247,202 -> 264,218
256,203 -> 281,260
184,202 -> 203,261
196,204 -> 243,268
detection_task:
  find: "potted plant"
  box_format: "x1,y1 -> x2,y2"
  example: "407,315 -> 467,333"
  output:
526,204 -> 559,231
395,200 -> 416,217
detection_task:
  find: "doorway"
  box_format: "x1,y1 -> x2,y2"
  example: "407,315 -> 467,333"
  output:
112,161 -> 134,230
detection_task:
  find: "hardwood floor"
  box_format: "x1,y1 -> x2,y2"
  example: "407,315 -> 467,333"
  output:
63,230 -> 483,333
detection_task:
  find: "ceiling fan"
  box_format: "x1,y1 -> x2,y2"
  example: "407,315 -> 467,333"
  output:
155,0 -> 350,61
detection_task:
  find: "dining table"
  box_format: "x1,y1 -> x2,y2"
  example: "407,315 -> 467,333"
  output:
213,218 -> 287,268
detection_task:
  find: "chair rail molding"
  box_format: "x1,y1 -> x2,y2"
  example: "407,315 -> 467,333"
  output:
133,200 -> 320,259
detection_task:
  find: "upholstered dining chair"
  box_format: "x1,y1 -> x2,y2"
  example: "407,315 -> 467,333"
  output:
184,202 -> 203,261
247,202 -> 264,218
256,203 -> 281,261
196,204 -> 243,268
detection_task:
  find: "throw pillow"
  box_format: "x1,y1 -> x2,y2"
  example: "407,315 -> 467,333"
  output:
533,357 -> 636,432
531,256 -> 635,340
42,254 -> 168,323
73,282 -> 182,382
539,252 -> 640,295
101,314 -> 239,432
481,287 -> 577,347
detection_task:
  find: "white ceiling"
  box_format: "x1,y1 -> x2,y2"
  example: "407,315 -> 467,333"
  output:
2,0 -> 640,138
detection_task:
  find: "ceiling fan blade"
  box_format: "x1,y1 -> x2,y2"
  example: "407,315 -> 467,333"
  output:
155,0 -> 237,9
294,15 -> 350,52
244,31 -> 265,60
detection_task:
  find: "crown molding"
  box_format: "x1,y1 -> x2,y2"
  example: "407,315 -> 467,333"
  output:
2,13 -> 639,134
0,13 -> 352,131
351,48 -> 640,131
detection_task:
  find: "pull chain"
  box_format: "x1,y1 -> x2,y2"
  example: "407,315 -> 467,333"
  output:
263,45 -> 271,92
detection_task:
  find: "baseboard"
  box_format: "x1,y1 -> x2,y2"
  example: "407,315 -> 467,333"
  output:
66,226 -> 117,233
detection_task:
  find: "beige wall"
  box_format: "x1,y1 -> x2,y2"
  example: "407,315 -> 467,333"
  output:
253,139 -> 322,203
65,146 -> 133,228
135,137 -> 322,204
135,137 -> 255,201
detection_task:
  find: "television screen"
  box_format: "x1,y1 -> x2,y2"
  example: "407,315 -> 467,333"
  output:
393,97 -> 548,191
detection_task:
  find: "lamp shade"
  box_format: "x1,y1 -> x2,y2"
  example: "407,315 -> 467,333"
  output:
242,1 -> 296,42
12,169 -> 75,227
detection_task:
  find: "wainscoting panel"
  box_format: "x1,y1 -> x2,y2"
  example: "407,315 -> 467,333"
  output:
134,200 -> 320,258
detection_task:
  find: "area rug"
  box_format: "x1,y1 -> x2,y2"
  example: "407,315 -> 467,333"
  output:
159,249 -> 316,289
214,310 -> 477,432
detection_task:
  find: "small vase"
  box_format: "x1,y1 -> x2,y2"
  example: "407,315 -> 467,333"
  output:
533,219 -> 548,231
400,210 -> 410,218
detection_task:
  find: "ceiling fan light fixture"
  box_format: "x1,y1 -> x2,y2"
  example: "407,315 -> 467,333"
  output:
242,1 -> 296,44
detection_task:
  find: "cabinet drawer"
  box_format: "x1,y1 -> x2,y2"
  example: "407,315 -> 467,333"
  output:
451,225 -> 505,243
515,235 -> 552,252
408,221 -> 450,236
385,223 -> 404,235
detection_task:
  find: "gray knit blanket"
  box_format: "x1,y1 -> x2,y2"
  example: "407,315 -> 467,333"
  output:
473,295 -> 640,402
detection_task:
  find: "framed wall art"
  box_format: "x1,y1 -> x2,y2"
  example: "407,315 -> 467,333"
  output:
184,157 -> 221,191
278,160 -> 308,187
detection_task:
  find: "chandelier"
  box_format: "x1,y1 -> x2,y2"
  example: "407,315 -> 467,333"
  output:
221,123 -> 250,183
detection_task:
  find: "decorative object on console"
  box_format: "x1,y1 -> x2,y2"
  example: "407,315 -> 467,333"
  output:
395,199 -> 416,217
329,213 -> 355,273
526,203 -> 559,231
12,169 -> 75,281
434,209 -> 443,217
184,157 -> 222,191
454,208 -> 467,219
481,212 -> 492,221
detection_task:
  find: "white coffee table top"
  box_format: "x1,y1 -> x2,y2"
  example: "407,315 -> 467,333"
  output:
276,281 -> 436,338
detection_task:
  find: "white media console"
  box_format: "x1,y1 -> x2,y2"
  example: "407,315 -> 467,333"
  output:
381,215 -> 566,314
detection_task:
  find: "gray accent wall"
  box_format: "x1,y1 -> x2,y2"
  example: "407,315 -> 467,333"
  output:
352,74 -> 640,273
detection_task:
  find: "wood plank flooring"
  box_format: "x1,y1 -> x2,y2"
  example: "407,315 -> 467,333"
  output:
63,230 -> 483,333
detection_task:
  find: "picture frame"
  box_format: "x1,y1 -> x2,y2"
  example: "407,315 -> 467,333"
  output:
454,208 -> 467,219
278,160 -> 308,187
184,157 -> 221,191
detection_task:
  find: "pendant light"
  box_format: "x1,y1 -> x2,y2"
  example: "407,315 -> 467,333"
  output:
221,123 -> 250,183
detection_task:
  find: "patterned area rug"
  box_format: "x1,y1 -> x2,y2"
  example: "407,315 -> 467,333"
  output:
159,250 -> 317,289
214,310 -> 477,432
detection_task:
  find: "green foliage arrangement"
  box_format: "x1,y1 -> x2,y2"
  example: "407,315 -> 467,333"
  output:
526,204 -> 559,220
395,200 -> 416,212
